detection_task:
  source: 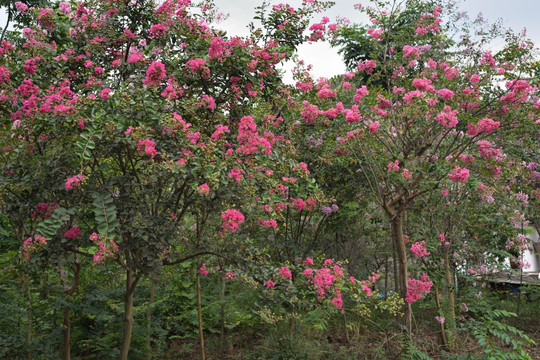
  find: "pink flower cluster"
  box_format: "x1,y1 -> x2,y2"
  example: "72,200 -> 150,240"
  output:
369,121 -> 380,133
258,219 -> 277,229
410,241 -> 430,257
402,45 -> 421,59
466,117 -> 500,136
198,183 -> 210,196
22,235 -> 47,259
200,263 -> 209,276
228,167 -> 244,182
279,266 -> 292,279
357,60 -> 377,74
211,124 -> 230,140
235,116 -> 273,155
405,273 -> 433,303
31,202 -> 58,220
38,8 -> 55,30
137,139 -> 157,158
89,233 -> 119,265
477,140 -> 500,158
221,209 -> 245,233
387,160 -> 400,172
186,58 -> 210,78
435,106 -> 459,128
448,166 -> 469,182
65,174 -> 84,190
64,226 -> 82,239
143,61 -> 166,87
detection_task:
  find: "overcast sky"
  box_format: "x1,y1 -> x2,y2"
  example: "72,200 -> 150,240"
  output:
211,0 -> 540,81
1,0 -> 539,81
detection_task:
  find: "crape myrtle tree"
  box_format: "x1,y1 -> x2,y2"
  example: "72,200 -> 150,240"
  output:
286,0 -> 540,334
0,0 -> 336,358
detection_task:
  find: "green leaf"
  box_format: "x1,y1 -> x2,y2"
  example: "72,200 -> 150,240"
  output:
36,207 -> 71,241
92,192 -> 118,238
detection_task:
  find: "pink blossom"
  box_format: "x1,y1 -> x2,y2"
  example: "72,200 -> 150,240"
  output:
149,23 -> 168,37
200,263 -> 209,276
22,235 -> 47,259
15,2 -> 28,14
470,74 -> 480,83
330,295 -> 343,309
128,51 -> 144,63
38,9 -> 55,30
477,140 -> 500,158
64,226 -> 82,239
198,183 -> 210,196
221,209 -> 245,233
0,66 -> 10,83
412,77 -> 431,91
59,2 -> 71,14
401,168 -> 412,179
228,167 -> 244,182
402,45 -> 420,59
291,198 -> 306,212
265,280 -> 275,288
387,160 -> 400,172
23,57 -> 40,75
65,174 -> 84,190
199,94 -> 215,110
279,266 -> 292,279
368,121 -> 380,134
353,85 -> 369,103
137,139 -> 157,158
437,88 -> 454,100
435,106 -> 459,128
303,268 -> 314,278
405,273 -> 433,303
143,61 -> 166,87
259,219 -> 277,229
410,241 -> 430,257
448,166 -> 469,182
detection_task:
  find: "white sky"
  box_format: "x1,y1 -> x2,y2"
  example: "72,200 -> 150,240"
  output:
211,0 -> 540,81
1,0 -> 539,82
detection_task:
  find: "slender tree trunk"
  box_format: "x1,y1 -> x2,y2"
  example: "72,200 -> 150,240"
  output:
146,273 -> 157,360
120,270 -> 137,360
392,239 -> 399,293
59,260 -> 80,360
384,254 -> 389,299
434,286 -> 449,350
390,211 -> 412,335
219,274 -> 226,349
444,251 -> 456,349
289,317 -> 294,340
196,257 -> 206,360
63,306 -> 71,360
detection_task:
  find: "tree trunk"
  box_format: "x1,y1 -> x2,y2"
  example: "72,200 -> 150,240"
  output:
444,251 -> 456,349
384,254 -> 389,299
390,211 -> 412,335
392,239 -> 399,293
434,286 -> 449,350
196,257 -> 206,360
146,273 -> 157,360
119,270 -> 137,360
219,274 -> 226,349
63,306 -> 71,360
59,260 -> 80,360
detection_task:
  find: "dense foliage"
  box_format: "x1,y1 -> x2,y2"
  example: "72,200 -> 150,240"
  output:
0,0 -> 539,359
